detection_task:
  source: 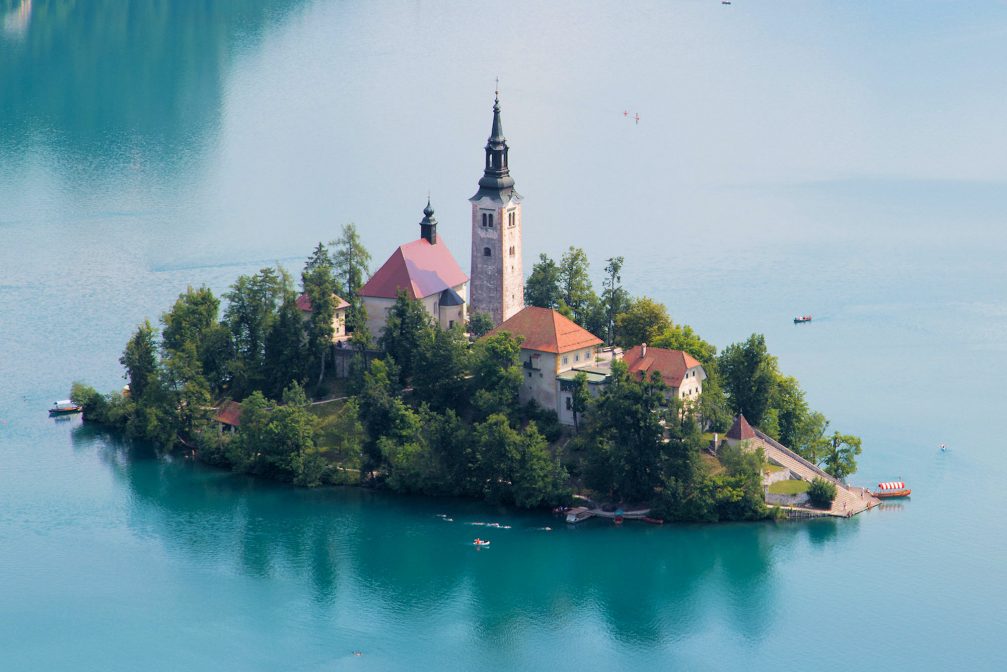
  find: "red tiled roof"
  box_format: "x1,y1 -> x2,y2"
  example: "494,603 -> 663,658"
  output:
360,237 -> 468,300
296,292 -> 350,313
726,414 -> 756,440
486,306 -> 602,354
622,345 -> 702,388
213,400 -> 243,427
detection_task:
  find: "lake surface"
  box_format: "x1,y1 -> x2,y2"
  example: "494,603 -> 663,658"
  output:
2,1 -> 1006,669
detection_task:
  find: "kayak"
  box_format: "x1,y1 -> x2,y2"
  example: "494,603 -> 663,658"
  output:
473,540 -> 491,547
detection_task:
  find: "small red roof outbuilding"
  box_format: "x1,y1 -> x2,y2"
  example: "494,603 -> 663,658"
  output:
296,292 -> 350,313
726,414 -> 756,441
213,400 -> 243,428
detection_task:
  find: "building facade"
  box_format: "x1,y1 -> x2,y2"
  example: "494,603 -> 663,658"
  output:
485,306 -> 602,422
469,92 -> 524,326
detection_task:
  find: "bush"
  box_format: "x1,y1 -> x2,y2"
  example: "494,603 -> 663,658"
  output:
808,477 -> 838,508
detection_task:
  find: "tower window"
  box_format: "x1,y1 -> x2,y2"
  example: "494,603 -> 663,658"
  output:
483,247 -> 491,257
488,213 -> 494,227
508,212 -> 516,227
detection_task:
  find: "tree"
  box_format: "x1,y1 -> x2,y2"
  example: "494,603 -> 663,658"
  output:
303,242 -> 334,282
379,291 -> 435,387
651,323 -> 717,364
473,414 -> 568,508
697,365 -> 731,432
821,432 -> 862,480
570,371 -> 590,432
303,261 -> 337,388
413,324 -> 470,412
584,360 -> 669,502
467,312 -> 495,338
224,267 -> 288,394
524,253 -> 561,309
330,223 -> 371,334
356,358 -> 400,478
160,286 -> 220,356
264,292 -> 308,398
717,334 -> 776,427
558,246 -> 598,326
470,332 -> 523,420
600,256 -> 630,344
808,477 -> 838,509
120,320 -> 158,400
160,285 -> 230,393
615,297 -> 672,347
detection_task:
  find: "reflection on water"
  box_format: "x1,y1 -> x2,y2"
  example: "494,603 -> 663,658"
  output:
0,0 -> 301,172
70,424 -> 843,646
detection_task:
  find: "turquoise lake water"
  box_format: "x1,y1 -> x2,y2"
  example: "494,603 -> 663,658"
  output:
2,1 -> 1007,669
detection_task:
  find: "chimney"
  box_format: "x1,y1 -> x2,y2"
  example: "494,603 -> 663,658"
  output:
641,342 -> 647,358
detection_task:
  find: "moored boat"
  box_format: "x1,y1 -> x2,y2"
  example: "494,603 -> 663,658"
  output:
793,315 -> 812,323
872,481 -> 911,498
49,400 -> 82,415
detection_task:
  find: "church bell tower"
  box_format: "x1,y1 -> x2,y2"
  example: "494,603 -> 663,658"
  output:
469,90 -> 524,325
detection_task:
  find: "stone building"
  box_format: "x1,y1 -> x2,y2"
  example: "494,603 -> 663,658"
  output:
359,201 -> 468,342
469,91 -> 524,326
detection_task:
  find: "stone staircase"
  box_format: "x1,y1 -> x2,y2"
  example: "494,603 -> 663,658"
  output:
753,430 -> 878,517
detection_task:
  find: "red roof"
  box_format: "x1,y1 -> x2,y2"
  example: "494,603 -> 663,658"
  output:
726,414 -> 756,441
213,400 -> 243,427
360,237 -> 468,300
622,345 -> 702,388
296,292 -> 350,313
486,306 -> 602,354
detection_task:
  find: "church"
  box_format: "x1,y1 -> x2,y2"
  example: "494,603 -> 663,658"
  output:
359,92 -> 525,340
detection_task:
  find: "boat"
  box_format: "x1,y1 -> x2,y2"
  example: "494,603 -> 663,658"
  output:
871,481 -> 911,498
793,315 -> 812,324
565,506 -> 593,524
642,517 -> 665,525
472,539 -> 491,547
49,400 -> 82,415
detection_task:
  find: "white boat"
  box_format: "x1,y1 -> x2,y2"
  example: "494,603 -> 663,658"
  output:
49,400 -> 82,415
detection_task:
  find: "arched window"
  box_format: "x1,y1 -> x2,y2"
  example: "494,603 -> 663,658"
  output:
483,247 -> 491,257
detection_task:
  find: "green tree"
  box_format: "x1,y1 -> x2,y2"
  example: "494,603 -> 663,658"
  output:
264,292 -> 308,398
821,432 -> 862,480
303,262 -> 337,388
473,414 -> 568,508
808,477 -> 838,509
615,297 -> 672,347
159,285 -> 230,393
379,291 -> 435,387
558,246 -> 598,327
524,253 -> 562,309
467,312 -> 495,338
651,323 -> 717,364
600,256 -> 630,344
224,267 -> 288,394
470,332 -> 523,420
330,223 -> 371,334
584,360 -> 668,502
120,320 -> 158,400
717,334 -> 776,427
570,371 -> 590,432
356,358 -> 401,478
413,324 -> 470,412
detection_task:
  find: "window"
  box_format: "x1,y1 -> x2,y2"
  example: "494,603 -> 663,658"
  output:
449,320 -> 454,329
489,213 -> 494,227
575,354 -> 580,362
562,356 -> 568,365
565,397 -> 572,410
508,211 -> 516,227
481,212 -> 494,228
483,247 -> 491,257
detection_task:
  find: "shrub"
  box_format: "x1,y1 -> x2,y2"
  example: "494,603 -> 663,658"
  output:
808,477 -> 838,508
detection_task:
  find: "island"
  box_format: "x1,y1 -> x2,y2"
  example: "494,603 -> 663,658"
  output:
72,93 -> 867,523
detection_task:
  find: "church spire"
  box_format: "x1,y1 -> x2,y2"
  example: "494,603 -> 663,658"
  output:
478,86 -> 515,195
419,196 -> 437,245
